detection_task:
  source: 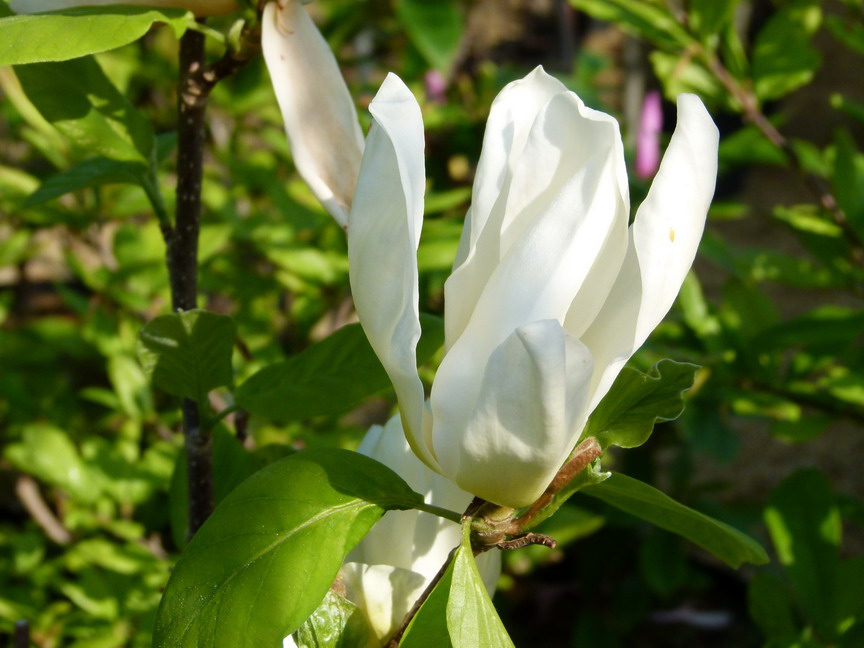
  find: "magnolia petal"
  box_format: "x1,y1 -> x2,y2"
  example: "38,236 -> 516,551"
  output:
351,416 -> 469,580
446,67 -> 568,348
262,0 -> 364,228
9,0 -> 237,15
434,91 -> 627,442
435,320 -> 593,508
582,93 -> 719,410
348,75 -> 435,469
340,562 -> 426,643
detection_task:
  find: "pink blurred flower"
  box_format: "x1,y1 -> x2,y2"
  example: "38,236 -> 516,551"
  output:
636,90 -> 663,179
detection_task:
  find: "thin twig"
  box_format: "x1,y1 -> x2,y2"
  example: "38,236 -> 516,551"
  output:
699,53 -> 864,267
15,476 -> 71,545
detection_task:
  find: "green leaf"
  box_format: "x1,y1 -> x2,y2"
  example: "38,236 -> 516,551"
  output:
236,315 -> 444,422
0,6 -> 192,65
582,472 -> 769,568
293,589 -> 374,648
584,359 -> 698,450
137,310 -> 236,410
764,469 -> 841,638
832,128 -> 864,241
5,423 -> 102,503
14,56 -> 155,164
397,0 -> 464,71
569,0 -> 694,50
153,448 -> 424,648
747,571 -> 799,642
687,0 -> 742,40
751,1 -> 822,101
401,523 -> 513,648
22,156 -> 145,208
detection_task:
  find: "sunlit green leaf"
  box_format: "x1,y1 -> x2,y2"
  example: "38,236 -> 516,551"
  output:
583,472 -> 769,568
0,6 -> 191,65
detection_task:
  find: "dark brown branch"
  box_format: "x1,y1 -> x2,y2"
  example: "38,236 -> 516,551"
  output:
163,22 -> 259,539
171,28 -> 212,538
14,621 -> 29,648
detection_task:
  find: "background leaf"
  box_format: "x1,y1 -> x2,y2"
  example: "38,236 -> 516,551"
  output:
0,6 -> 191,65
236,315 -> 444,421
582,472 -> 769,568
14,55 -> 155,163
397,0 -> 464,71
137,310 -> 236,409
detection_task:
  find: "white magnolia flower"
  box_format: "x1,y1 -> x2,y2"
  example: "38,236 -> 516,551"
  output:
9,0 -> 237,17
262,0 -> 365,229
348,68 -> 718,509
286,416 -> 500,646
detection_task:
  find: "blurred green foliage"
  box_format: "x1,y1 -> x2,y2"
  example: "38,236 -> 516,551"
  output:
1,0 -> 863,646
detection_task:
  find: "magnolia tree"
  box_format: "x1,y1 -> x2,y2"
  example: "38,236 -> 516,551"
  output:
1,0 -> 770,646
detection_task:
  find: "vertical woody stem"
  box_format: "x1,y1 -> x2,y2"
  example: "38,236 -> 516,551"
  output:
172,27 -> 213,538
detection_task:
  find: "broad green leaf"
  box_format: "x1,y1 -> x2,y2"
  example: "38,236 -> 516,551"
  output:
687,0 -> 742,40
446,525 -> 513,648
826,14 -> 864,56
569,0 -> 694,50
832,128 -> 864,241
236,315 -> 444,421
747,571 -> 798,642
582,472 -> 769,568
765,469 -> 841,638
401,523 -> 513,648
397,0 -> 464,71
0,6 -> 191,65
169,426 -> 260,549
293,589 -> 374,648
5,423 -> 101,503
650,50 -> 728,108
22,156 -> 145,208
153,448 -> 425,648
137,310 -> 236,410
584,359 -> 698,450
14,55 -> 155,164
751,2 -> 822,101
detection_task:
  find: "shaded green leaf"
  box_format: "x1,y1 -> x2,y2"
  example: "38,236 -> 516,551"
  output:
0,6 -> 191,65
14,55 -> 155,164
585,359 -> 697,450
748,571 -> 799,641
397,0 -> 464,71
832,128 -> 864,241
765,469 -> 841,638
22,156 -> 145,208
751,1 -> 822,100
583,472 -> 769,568
236,315 -> 444,421
153,448 -> 425,648
137,310 -> 236,409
